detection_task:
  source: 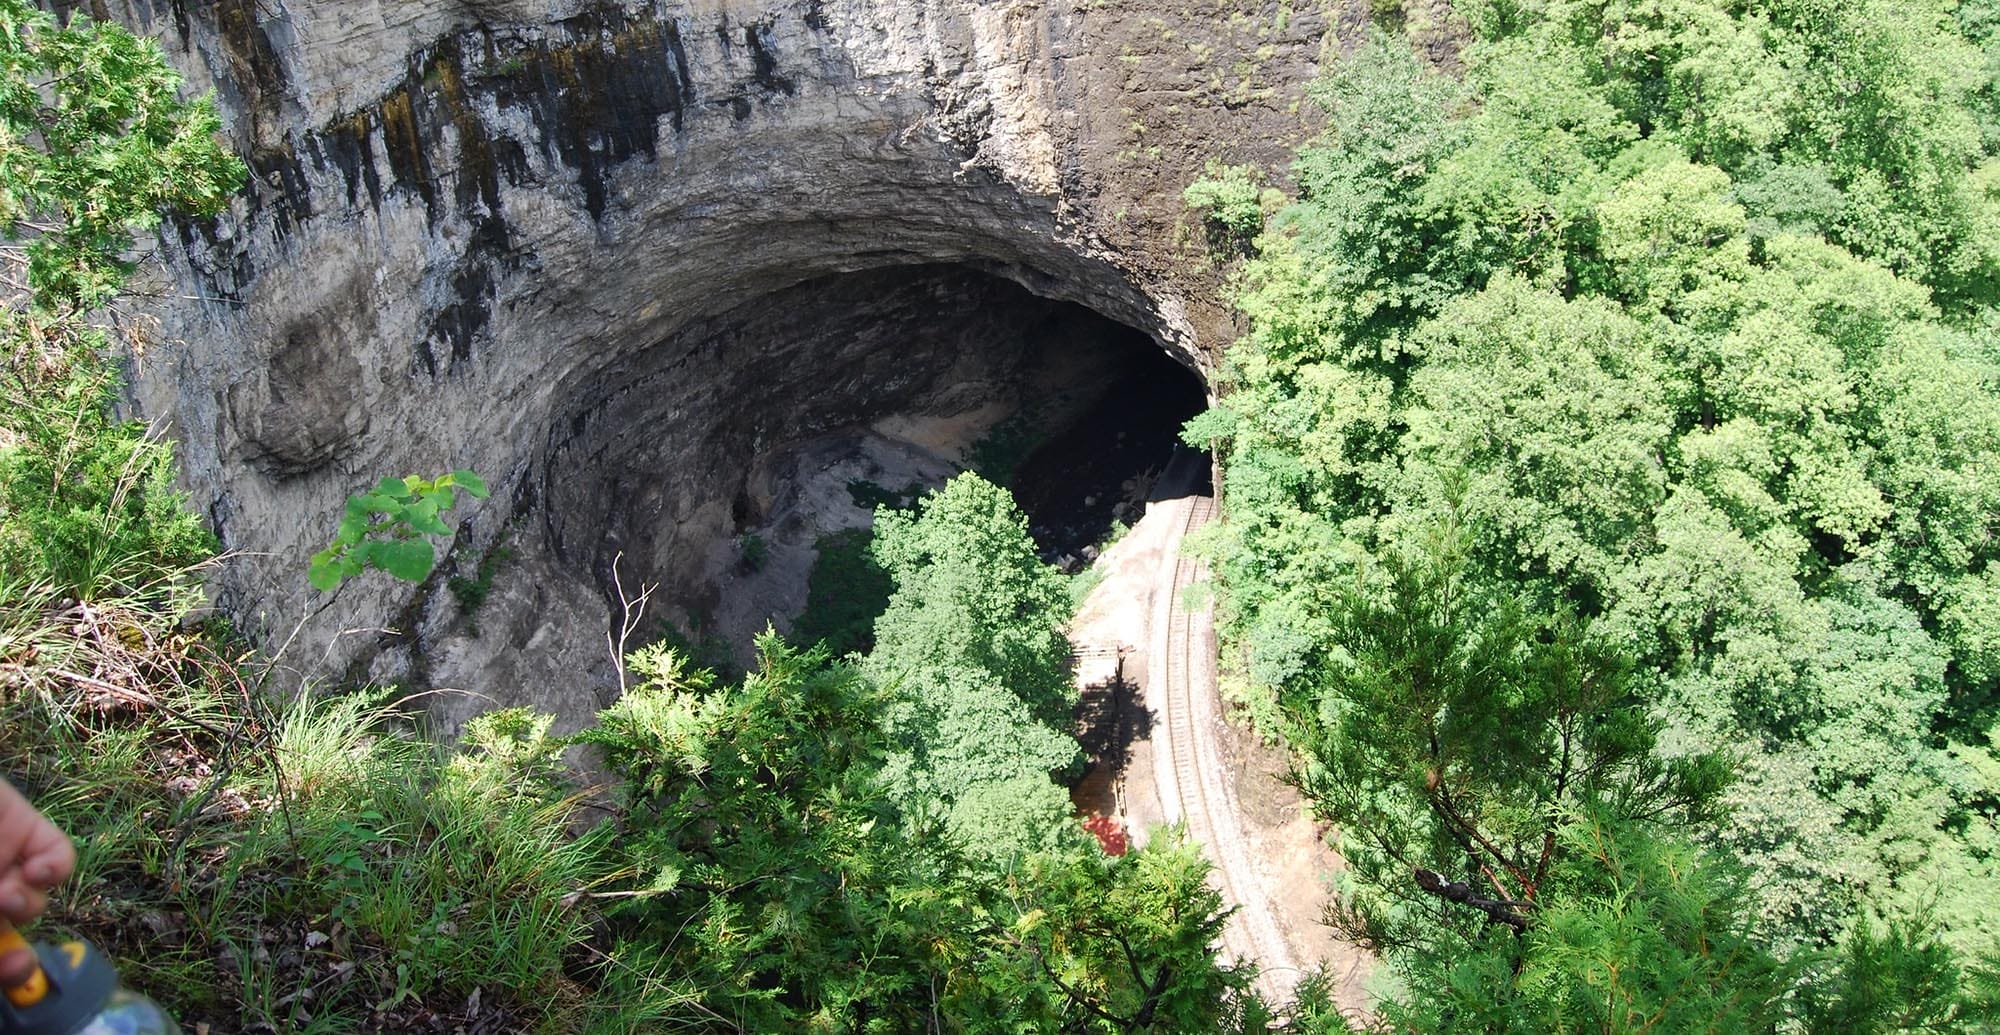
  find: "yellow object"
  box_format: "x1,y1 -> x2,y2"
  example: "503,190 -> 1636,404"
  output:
0,922 -> 50,1008
4,967 -> 48,1009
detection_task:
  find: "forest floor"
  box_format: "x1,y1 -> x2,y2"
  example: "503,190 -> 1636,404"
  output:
1069,454 -> 1375,1018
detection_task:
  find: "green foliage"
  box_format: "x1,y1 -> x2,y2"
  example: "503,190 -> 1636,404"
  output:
1287,523 -> 1729,950
736,531 -> 768,572
0,0 -> 244,309
446,542 -> 512,629
0,333 -> 214,595
790,527 -> 894,657
867,474 -> 1083,861
1795,919 -> 1983,1032
1184,161 -> 1276,255
577,636 -> 1275,1031
1381,817 -> 1798,1032
844,477 -> 923,511
871,475 -> 1076,728
998,833 -> 1263,1032
308,471 -> 489,591
1196,6 -> 2000,1023
576,636 -> 964,1029
968,410 -> 1051,485
0,591 -> 609,1030
0,2 -> 242,599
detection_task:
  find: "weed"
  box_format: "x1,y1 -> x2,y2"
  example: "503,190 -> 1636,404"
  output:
968,410 -> 1051,485
788,528 -> 892,657
737,532 -> 769,573
448,541 -> 514,632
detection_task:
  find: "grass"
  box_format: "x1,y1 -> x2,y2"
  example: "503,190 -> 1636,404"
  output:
1066,519 -> 1133,608
446,539 -> 513,633
0,569 -> 622,1031
788,528 -> 893,657
967,409 -> 1052,486
843,478 -> 924,511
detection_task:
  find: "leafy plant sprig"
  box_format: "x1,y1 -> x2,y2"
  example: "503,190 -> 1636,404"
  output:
309,470 -> 488,590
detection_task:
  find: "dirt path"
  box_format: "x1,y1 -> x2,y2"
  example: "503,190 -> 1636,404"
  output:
1069,456 -> 1373,1015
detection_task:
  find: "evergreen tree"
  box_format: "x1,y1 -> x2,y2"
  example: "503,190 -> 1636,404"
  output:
0,0 -> 244,594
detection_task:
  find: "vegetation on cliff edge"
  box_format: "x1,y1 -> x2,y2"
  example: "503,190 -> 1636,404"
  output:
1187,0 -> 2000,1025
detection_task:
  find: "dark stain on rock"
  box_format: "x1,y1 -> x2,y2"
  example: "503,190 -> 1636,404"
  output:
248,139 -> 313,235
205,0 -> 289,141
510,470 -> 539,521
425,215 -> 511,377
232,281 -> 377,477
164,0 -> 190,42
494,8 -> 698,221
240,6 -> 697,232
744,22 -> 795,95
159,3 -> 765,365
164,3 -> 705,368
172,215 -> 252,303
310,113 -> 384,210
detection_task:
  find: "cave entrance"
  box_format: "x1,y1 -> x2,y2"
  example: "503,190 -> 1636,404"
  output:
545,262 -> 1206,659
1004,331 -> 1208,563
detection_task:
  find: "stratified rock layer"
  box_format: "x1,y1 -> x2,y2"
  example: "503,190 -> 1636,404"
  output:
84,0 -> 1334,726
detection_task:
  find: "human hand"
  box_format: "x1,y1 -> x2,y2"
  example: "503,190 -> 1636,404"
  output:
0,778 -> 74,990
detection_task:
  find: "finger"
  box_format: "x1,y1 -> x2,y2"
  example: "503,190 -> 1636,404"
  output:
0,882 -> 44,926
18,833 -> 73,889
0,780 -> 73,893
0,945 -> 34,990
0,784 -> 39,895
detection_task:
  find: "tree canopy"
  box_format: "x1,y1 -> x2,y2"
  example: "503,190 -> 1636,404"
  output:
866,472 -> 1085,862
1188,0 -> 2000,1023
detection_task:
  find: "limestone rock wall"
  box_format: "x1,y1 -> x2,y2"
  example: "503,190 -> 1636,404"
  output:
66,0 -> 1333,726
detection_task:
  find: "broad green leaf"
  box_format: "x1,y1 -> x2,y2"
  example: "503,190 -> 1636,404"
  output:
402,497 -> 450,536
308,550 -> 343,591
365,538 -> 436,582
450,469 -> 490,498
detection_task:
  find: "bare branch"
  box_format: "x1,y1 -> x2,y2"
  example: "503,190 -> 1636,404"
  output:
1412,868 -> 1533,930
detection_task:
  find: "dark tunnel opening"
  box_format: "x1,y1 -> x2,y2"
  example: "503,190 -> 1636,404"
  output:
1006,329 -> 1209,562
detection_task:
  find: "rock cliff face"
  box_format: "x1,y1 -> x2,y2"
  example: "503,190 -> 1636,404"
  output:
73,0 -> 1335,727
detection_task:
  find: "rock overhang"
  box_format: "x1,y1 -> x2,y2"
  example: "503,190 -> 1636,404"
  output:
83,0 -> 1330,725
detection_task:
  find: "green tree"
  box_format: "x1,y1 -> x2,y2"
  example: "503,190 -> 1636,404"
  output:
1381,818 -> 1797,1032
0,1 -> 244,596
991,833 -> 1264,1033
1191,6 -> 2000,1016
866,473 -> 1083,861
580,637 -> 1281,1032
0,0 -> 244,308
1284,521 -> 1727,948
577,637 -> 980,1030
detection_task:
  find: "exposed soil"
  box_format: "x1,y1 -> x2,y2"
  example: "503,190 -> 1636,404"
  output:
1067,466 -> 1374,1018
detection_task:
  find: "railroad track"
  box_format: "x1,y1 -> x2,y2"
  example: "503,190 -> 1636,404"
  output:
1150,494 -> 1300,1004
